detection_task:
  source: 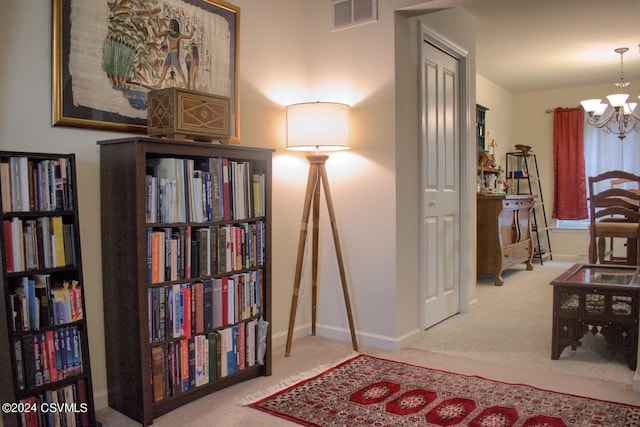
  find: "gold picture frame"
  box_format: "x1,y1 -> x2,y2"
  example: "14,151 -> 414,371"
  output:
52,0 -> 240,136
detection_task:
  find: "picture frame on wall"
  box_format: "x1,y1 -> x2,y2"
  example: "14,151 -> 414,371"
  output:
52,0 -> 240,136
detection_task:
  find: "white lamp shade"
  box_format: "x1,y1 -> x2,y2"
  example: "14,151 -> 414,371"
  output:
286,102 -> 351,151
580,99 -> 601,112
594,103 -> 608,116
606,93 -> 629,107
624,102 -> 637,114
581,99 -> 612,116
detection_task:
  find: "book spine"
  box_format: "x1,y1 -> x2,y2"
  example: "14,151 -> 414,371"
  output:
180,339 -> 189,392
50,216 -> 65,268
194,281 -> 204,334
207,332 -> 218,382
151,346 -> 164,402
188,337 -> 196,390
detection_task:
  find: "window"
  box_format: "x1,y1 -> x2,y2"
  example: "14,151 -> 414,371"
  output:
556,116 -> 640,228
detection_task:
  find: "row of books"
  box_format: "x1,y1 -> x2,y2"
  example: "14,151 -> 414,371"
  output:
145,157 -> 266,224
19,379 -> 90,427
3,216 -> 76,273
148,271 -> 262,343
151,320 -> 258,402
1,156 -> 74,213
10,275 -> 83,332
15,326 -> 84,391
147,221 -> 265,284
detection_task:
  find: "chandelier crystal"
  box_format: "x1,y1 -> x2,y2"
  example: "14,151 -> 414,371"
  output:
580,47 -> 640,140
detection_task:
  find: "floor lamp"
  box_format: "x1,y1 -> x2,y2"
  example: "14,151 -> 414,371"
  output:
284,102 -> 358,357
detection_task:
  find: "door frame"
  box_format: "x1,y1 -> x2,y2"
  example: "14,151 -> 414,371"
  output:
418,23 -> 472,329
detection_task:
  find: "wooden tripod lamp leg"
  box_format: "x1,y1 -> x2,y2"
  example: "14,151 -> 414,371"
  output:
286,154 -> 358,356
285,163 -> 319,357
317,161 -> 359,352
311,169 -> 321,336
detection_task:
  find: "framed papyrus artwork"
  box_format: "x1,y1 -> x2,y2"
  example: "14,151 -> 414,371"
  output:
52,0 -> 239,136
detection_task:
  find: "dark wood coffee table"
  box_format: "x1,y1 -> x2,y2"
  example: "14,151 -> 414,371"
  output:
550,263 -> 640,369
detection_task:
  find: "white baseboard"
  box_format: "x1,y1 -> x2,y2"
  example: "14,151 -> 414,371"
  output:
93,389 -> 109,411
272,323 -> 423,351
547,254 -> 589,263
634,370 -> 640,392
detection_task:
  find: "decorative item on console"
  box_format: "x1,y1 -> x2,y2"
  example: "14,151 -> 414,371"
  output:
488,136 -> 497,167
477,136 -> 508,194
495,166 -> 506,194
479,167 -> 507,194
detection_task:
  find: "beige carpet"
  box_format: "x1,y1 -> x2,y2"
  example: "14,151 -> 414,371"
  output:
97,261 -> 640,426
411,260 -> 637,385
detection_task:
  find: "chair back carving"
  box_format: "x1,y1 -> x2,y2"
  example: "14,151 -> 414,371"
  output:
589,171 -> 640,224
588,170 -> 640,265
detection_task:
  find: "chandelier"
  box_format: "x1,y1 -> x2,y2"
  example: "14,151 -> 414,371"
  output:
580,47 -> 640,140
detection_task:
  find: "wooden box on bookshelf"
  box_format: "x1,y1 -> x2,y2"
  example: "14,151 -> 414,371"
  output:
147,88 -> 231,142
97,137 -> 272,426
0,151 -> 98,427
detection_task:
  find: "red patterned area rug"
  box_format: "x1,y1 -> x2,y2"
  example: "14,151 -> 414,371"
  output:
245,354 -> 640,426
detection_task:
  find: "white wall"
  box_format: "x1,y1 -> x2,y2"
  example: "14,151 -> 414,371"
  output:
476,74 -> 516,169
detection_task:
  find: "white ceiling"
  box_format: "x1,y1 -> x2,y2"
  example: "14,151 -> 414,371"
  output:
461,0 -> 640,94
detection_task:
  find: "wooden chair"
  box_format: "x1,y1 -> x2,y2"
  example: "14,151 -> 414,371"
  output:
603,177 -> 640,259
588,171 -> 640,265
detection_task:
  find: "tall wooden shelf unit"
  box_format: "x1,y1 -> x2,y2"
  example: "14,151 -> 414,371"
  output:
505,151 -> 552,264
0,151 -> 98,427
98,137 -> 272,426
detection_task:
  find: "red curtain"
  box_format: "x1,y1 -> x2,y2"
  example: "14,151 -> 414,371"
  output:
552,107 -> 588,219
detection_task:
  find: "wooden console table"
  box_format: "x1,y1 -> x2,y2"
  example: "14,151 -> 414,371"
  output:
550,264 -> 640,369
477,194 -> 534,285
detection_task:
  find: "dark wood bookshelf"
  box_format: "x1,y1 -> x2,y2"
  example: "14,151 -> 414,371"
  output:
0,151 -> 98,427
97,137 -> 273,426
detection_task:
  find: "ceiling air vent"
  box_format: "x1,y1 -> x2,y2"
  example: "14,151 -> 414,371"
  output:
331,0 -> 377,30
